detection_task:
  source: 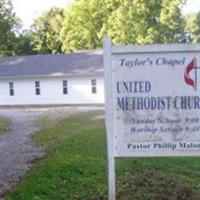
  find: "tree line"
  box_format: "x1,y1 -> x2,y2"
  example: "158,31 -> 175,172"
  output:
0,0 -> 200,56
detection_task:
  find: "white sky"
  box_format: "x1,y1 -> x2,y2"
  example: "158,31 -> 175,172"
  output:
182,0 -> 200,14
12,0 -> 72,29
12,0 -> 200,29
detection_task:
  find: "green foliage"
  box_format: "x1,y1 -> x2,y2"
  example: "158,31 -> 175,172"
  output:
0,0 -> 19,56
0,117 -> 9,135
60,0 -> 107,52
193,12 -> 200,42
61,0 -> 185,52
0,0 -> 188,55
185,12 -> 200,43
4,111 -> 200,200
13,31 -> 35,55
0,0 -> 192,55
31,7 -> 64,54
100,0 -> 185,44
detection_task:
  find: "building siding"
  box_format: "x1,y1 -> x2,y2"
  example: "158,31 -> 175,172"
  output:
0,75 -> 105,105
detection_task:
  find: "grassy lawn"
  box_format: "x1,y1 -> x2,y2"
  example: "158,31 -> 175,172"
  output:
0,117 -> 10,136
4,111 -> 200,200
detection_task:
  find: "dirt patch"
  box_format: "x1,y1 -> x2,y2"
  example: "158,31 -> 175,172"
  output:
0,109 -> 43,197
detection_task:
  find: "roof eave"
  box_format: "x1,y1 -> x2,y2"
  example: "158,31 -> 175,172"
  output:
0,72 -> 104,80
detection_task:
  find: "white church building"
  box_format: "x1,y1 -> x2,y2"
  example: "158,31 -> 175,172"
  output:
0,51 -> 105,106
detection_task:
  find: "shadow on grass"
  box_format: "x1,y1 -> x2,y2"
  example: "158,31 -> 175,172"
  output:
91,166 -> 200,200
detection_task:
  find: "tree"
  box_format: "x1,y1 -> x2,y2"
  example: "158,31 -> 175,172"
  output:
61,0 -> 186,52
184,12 -> 200,43
0,0 -> 19,56
31,7 -> 64,54
13,31 -> 35,55
60,0 -> 111,52
99,0 -> 186,44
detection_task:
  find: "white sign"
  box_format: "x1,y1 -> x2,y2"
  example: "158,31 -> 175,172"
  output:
103,36 -> 200,200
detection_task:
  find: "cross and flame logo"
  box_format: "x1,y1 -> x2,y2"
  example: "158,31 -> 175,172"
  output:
184,57 -> 198,91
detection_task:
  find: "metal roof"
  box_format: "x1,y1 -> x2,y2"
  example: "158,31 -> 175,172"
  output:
0,50 -> 103,78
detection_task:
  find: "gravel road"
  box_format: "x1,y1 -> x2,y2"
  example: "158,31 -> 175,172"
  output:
0,106 -> 103,197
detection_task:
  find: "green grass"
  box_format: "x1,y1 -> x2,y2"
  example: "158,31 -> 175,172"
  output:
0,117 -> 10,135
4,111 -> 200,200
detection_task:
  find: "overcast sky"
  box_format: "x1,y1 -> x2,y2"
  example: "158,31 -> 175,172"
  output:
12,0 -> 72,29
12,0 -> 200,29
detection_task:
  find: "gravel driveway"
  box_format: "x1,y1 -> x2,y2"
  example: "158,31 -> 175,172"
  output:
0,106 -> 103,197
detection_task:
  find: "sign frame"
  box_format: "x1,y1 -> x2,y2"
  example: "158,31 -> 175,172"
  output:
104,36 -> 200,200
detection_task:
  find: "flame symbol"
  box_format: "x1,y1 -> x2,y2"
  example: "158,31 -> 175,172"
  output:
184,58 -> 197,91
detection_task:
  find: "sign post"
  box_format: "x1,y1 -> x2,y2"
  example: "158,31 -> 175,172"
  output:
104,36 -> 200,199
104,36 -> 116,200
